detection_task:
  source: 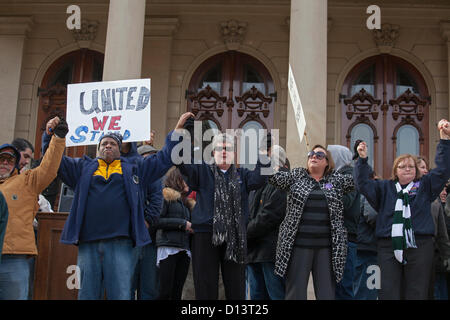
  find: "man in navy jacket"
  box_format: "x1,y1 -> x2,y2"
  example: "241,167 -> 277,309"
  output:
42,113 -> 193,300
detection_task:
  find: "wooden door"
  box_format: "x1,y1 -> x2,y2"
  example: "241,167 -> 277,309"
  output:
35,49 -> 104,159
186,51 -> 276,167
341,55 -> 430,178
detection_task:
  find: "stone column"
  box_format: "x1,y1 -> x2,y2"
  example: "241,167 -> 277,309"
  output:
440,21 -> 450,120
102,0 -> 146,80
286,0 -> 328,168
142,17 -> 179,147
0,16 -> 33,143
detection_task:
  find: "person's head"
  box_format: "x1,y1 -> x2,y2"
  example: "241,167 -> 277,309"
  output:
165,167 -> 189,195
11,138 -> 34,170
0,146 -> 20,180
137,145 -> 158,159
212,133 -> 235,170
439,184 -> 448,203
416,155 -> 429,176
327,145 -> 352,171
391,154 -> 420,185
307,144 -> 335,177
98,133 -> 122,163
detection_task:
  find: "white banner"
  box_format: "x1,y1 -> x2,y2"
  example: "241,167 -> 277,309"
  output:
288,64 -> 306,143
66,78 -> 151,147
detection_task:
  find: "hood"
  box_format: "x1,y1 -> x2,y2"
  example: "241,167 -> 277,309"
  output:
120,142 -> 140,162
327,145 -> 353,171
0,143 -> 21,173
163,187 -> 196,210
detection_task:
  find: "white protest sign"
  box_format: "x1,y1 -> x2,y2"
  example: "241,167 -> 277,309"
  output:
288,64 -> 306,143
66,78 -> 151,147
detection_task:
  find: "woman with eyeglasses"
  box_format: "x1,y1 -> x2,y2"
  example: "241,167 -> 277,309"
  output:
354,119 -> 450,300
269,144 -> 355,300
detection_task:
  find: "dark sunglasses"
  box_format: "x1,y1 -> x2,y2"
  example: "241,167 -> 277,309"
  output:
307,151 -> 327,160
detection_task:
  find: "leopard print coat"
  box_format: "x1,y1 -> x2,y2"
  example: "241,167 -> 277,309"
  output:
269,167 -> 355,283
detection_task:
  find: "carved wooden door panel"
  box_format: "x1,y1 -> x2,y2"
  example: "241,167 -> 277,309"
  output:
341,55 -> 430,178
35,49 -> 104,159
187,52 -> 275,167
187,51 -> 275,132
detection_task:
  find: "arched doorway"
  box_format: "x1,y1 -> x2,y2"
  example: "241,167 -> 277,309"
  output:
186,51 -> 276,167
35,49 -> 104,159
340,54 -> 430,178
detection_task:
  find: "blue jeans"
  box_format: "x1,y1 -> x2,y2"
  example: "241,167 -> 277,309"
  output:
77,238 -> 138,300
354,250 -> 378,300
131,242 -> 159,300
247,262 -> 285,300
335,241 -> 357,300
0,255 -> 31,300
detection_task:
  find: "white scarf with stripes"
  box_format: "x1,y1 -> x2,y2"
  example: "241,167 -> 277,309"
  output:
392,182 -> 417,264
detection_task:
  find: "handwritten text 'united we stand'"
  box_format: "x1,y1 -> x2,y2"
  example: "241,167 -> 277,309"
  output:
66,79 -> 151,147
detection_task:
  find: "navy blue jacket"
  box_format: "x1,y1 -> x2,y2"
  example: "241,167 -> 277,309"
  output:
42,131 -> 178,247
121,142 -> 163,236
354,139 -> 450,238
178,161 -> 269,233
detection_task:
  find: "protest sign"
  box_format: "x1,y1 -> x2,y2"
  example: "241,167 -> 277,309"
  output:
288,64 -> 306,143
66,78 -> 151,147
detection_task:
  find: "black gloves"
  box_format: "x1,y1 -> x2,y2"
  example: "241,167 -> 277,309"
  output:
53,118 -> 69,138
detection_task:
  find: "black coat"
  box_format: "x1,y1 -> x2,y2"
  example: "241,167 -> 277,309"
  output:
339,165 -> 360,242
356,195 -> 377,252
247,182 -> 287,264
154,188 -> 194,250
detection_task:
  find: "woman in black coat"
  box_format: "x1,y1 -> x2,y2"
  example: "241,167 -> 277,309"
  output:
155,168 -> 195,300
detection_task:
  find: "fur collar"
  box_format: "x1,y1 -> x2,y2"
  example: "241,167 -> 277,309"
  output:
163,187 -> 196,210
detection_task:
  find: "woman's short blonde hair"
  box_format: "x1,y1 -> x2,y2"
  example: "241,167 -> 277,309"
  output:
391,154 -> 421,181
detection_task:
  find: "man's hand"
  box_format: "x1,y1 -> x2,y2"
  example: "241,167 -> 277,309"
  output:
438,119 -> 450,139
357,141 -> 368,159
175,112 -> 196,131
46,116 -> 60,135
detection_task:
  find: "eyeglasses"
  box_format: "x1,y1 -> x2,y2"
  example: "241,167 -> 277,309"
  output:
0,155 -> 15,165
307,151 -> 327,160
215,146 -> 234,152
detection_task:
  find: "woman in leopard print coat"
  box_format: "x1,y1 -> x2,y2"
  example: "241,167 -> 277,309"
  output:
269,144 -> 355,299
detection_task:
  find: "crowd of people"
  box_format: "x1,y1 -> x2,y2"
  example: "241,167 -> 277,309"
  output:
0,114 -> 449,300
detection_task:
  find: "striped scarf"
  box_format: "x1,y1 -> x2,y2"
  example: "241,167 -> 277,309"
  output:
392,182 -> 417,264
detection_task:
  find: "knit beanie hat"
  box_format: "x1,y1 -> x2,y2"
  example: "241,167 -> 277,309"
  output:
98,132 -> 123,150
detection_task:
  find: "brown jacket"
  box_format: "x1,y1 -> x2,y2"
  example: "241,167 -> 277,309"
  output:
0,135 -> 65,255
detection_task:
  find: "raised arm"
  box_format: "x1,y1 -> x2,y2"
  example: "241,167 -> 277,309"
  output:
268,168 -> 295,191
30,117 -> 67,192
141,112 -> 195,186
354,141 -> 382,212
424,119 -> 450,199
